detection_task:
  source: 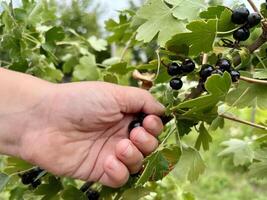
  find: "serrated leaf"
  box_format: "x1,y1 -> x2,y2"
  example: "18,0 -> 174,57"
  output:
219,139 -> 254,166
253,70 -> 267,79
200,6 -> 235,32
166,19 -> 217,56
103,74 -> 118,84
226,78 -> 267,109
165,0 -> 206,21
195,123 -> 212,151
176,119 -> 197,137
88,36 -> 107,52
249,161 -> 267,179
174,147 -> 205,182
45,26 -> 65,43
35,176 -> 63,199
107,62 -> 130,75
61,186 -> 87,200
261,3 -> 267,18
136,0 -> 185,46
4,157 -> 32,174
72,54 -> 99,81
122,187 -> 151,200
136,145 -> 181,186
210,116 -> 224,131
175,73 -> 231,121
0,173 -> 10,192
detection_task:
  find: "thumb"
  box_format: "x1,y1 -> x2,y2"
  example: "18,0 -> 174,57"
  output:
114,86 -> 165,115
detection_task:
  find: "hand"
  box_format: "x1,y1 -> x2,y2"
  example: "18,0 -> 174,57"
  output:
17,81 -> 165,188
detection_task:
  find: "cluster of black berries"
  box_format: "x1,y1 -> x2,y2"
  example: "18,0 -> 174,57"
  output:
80,182 -> 100,200
199,58 -> 240,85
231,7 -> 261,41
20,167 -> 44,188
167,59 -> 196,90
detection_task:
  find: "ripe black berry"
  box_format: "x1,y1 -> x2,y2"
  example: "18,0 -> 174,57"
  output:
167,62 -> 183,76
247,13 -> 261,28
199,64 -> 214,81
31,179 -> 41,188
181,59 -> 195,73
211,69 -> 223,76
216,59 -> 231,72
20,167 -> 44,185
170,78 -> 183,90
233,27 -> 250,41
230,70 -> 240,82
86,189 -> 100,200
231,7 -> 250,24
128,120 -> 142,133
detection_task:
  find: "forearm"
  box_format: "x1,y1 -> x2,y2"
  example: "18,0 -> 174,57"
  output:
0,68 -> 52,157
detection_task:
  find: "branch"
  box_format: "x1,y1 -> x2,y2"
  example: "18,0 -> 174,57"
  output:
220,113 -> 267,131
233,21 -> 267,66
240,76 -> 267,85
247,0 -> 261,14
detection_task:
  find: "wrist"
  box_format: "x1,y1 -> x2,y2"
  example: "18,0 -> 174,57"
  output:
0,68 -> 55,158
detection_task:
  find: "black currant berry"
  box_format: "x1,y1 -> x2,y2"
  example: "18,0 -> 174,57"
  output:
230,70 -> 240,82
20,167 -> 44,185
31,179 -> 41,188
199,64 -> 214,81
181,59 -> 195,73
211,69 -> 223,76
170,78 -> 183,90
231,7 -> 250,24
216,59 -> 231,72
86,189 -> 100,200
167,62 -> 183,76
247,13 -> 261,28
233,27 -> 250,41
128,120 -> 142,133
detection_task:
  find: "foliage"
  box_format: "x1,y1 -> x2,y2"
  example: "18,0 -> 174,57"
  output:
0,0 -> 267,199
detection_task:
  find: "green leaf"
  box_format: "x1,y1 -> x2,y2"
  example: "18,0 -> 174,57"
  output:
195,123 -> 212,151
35,176 -> 63,200
4,157 -> 32,174
199,6 -> 225,19
0,173 -> 10,192
210,116 -> 224,131
174,147 -> 205,182
45,26 -> 65,43
253,70 -> 267,79
261,3 -> 267,18
73,54 -> 99,81
122,187 -> 151,200
107,62 -> 130,75
175,73 -> 231,121
218,139 -> 254,166
136,0 -> 185,46
88,36 -> 107,52
136,145 -> 181,186
103,74 -> 118,84
61,186 -> 87,200
176,119 -> 197,137
165,0 -> 206,21
166,19 -> 217,56
199,6 -> 235,32
226,78 -> 267,109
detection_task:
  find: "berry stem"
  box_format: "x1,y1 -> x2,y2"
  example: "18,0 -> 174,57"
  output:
120,32 -> 137,62
240,75 -> 267,85
219,113 -> 267,131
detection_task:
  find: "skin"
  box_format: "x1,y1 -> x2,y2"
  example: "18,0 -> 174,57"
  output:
0,68 -> 164,188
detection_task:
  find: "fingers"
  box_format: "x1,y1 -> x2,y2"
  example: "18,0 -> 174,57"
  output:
142,115 -> 164,136
115,139 -> 144,174
115,86 -> 165,115
130,127 -> 159,156
100,155 -> 129,188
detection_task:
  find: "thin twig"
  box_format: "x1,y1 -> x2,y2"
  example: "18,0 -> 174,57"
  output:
220,113 -> 267,131
247,0 -> 261,15
120,32 -> 137,62
240,76 -> 267,85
